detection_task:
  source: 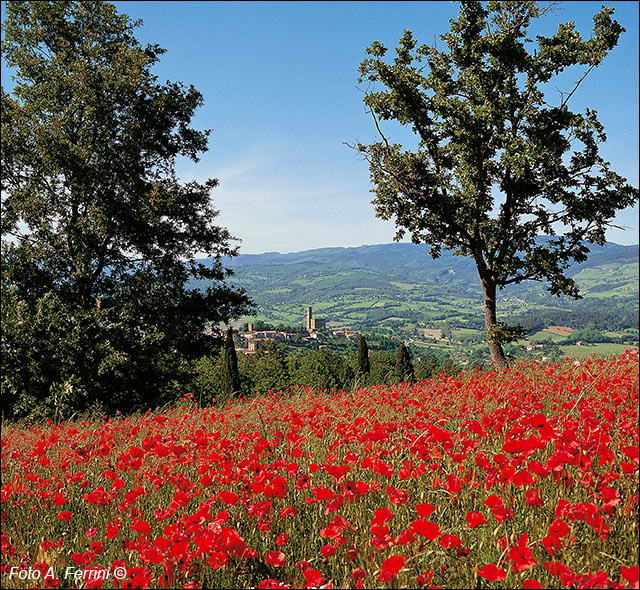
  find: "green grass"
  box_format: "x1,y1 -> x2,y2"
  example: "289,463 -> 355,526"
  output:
560,342 -> 633,357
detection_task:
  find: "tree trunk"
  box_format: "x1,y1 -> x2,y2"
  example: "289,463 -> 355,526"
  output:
481,276 -> 508,370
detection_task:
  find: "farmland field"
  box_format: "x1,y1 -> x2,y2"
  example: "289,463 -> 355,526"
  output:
1,351 -> 638,589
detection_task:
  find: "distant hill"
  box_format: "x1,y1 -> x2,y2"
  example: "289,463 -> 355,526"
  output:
227,240 -> 638,270
215,240 -> 638,295
193,240 -> 638,362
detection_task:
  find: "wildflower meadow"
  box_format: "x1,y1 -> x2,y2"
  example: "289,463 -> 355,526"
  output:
1,351 -> 638,589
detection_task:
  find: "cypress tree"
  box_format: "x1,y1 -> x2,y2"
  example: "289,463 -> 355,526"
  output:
221,328 -> 241,398
357,336 -> 370,375
395,342 -> 414,383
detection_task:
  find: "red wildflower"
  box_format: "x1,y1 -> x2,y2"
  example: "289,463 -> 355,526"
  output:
525,488 -> 545,507
258,580 -> 290,590
416,503 -> 436,518
466,511 -> 486,528
303,568 -> 325,588
320,544 -> 336,558
351,567 -> 366,581
320,515 -> 349,539
378,555 -> 406,582
131,520 -> 152,535
265,550 -> 286,567
548,518 -> 570,538
372,507 -> 394,525
56,511 -> 73,521
410,519 -> 440,540
440,534 -> 461,548
386,485 -> 410,505
218,491 -> 239,506
621,566 -> 639,589
208,551 -> 227,569
477,564 -> 506,582
509,545 -> 537,572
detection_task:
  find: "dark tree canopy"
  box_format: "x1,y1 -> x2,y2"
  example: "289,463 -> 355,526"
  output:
357,335 -> 371,375
1,1 -> 252,418
356,1 -> 638,368
221,329 -> 242,399
395,343 -> 415,383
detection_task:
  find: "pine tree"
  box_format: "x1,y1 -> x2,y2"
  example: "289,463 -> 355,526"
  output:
357,336 -> 370,375
395,343 -> 414,383
221,328 -> 242,398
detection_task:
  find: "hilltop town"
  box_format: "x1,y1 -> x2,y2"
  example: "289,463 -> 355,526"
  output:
235,307 -> 358,353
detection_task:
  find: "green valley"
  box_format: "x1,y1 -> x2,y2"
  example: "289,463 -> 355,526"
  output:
204,241 -> 639,366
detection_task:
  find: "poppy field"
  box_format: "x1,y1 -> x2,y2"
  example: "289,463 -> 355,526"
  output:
1,351 -> 638,589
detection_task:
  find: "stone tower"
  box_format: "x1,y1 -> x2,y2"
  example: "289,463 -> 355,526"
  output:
305,306 -> 312,331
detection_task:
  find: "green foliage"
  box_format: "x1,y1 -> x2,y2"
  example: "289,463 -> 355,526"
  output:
1,1 -> 252,418
395,342 -> 415,383
251,340 -> 291,394
486,322 -> 528,346
221,328 -> 242,398
414,357 -> 441,381
191,345 -> 464,401
356,1 -> 638,368
367,351 -> 396,385
357,335 -> 371,375
288,349 -> 354,392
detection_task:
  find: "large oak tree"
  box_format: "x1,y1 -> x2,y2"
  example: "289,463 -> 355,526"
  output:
1,1 -> 251,417
356,1 -> 638,368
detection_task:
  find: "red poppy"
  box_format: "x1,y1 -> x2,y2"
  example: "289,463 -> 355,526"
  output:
620,566 -> 639,589
439,534 -> 461,548
372,507 -> 394,524
56,511 -> 73,521
466,511 -> 486,528
208,551 -> 227,569
265,550 -> 286,567
410,519 -> 440,540
131,520 -> 152,535
320,544 -> 336,558
548,518 -> 570,538
351,567 -> 366,581
218,491 -> 239,506
524,488 -> 545,507
477,564 -> 506,582
378,555 -> 406,582
257,580 -> 290,590
416,503 -> 436,518
509,545 -> 536,572
303,568 -> 325,588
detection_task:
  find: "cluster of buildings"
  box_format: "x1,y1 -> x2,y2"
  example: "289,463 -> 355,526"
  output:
235,307 -> 358,353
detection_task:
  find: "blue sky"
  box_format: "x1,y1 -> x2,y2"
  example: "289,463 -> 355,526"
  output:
3,1 -> 638,253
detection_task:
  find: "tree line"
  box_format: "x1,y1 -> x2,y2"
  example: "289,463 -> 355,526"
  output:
195,334 -> 461,404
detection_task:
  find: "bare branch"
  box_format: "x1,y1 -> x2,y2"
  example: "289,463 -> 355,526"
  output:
560,64 -> 596,109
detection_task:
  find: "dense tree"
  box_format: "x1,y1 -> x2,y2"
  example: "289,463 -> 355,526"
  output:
357,335 -> 371,375
289,349 -> 353,392
252,339 -> 291,394
395,343 -> 415,383
356,1 -> 638,368
220,329 -> 242,398
1,1 -> 251,417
